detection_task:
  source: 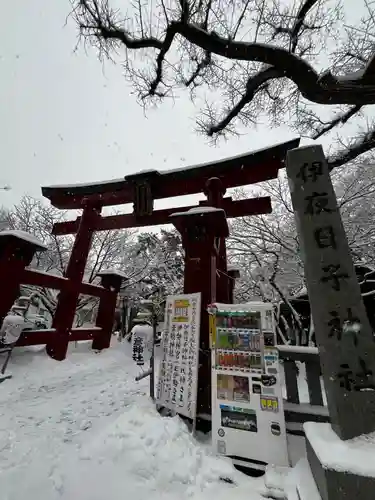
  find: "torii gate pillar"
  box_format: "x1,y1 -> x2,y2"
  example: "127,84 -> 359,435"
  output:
170,207 -> 229,417
204,178 -> 230,303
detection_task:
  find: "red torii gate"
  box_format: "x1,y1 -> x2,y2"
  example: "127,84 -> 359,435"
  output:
42,138 -> 299,415
47,140 -> 299,297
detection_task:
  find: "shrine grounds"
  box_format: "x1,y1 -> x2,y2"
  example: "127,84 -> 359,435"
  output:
0,341 -> 266,500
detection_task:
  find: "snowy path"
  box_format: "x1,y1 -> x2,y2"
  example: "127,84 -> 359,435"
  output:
0,342 -> 265,500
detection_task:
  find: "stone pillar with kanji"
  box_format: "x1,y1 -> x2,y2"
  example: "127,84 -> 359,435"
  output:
286,144 -> 375,500
170,207 -> 229,418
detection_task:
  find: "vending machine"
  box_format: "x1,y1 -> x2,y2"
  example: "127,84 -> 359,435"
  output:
209,302 -> 289,472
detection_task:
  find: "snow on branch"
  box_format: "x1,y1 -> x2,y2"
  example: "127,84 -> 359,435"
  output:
74,0 -> 375,167
76,1 -> 375,105
328,125 -> 375,170
311,105 -> 362,140
87,3 -> 374,95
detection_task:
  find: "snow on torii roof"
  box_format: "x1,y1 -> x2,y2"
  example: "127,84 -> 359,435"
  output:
41,138 -> 300,210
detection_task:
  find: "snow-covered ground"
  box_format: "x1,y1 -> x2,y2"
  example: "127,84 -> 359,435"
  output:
0,341 -> 266,500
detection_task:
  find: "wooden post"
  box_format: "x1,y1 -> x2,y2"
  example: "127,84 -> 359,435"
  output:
171,207 -> 229,417
227,266 -> 240,304
0,231 -> 47,326
120,297 -> 127,339
47,206 -> 101,361
149,310 -> 158,401
92,270 -> 127,351
286,144 -> 375,440
204,178 -> 230,303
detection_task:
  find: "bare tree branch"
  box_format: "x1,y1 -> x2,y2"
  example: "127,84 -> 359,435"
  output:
328,125 -> 375,169
73,0 -> 375,168
290,0 -> 320,52
78,5 -> 375,104
312,105 -> 362,139
207,65 -> 280,135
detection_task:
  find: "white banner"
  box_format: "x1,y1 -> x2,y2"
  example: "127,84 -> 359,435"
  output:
157,293 -> 201,419
131,324 -> 154,366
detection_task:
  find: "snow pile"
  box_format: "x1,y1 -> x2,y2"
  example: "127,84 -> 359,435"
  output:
62,399 -> 262,500
285,459 -> 321,500
0,342 -> 265,500
170,206 -> 225,218
304,422 -> 375,477
264,459 -> 322,499
97,268 -> 128,278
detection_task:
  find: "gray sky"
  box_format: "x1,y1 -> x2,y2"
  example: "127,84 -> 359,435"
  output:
0,1 -> 369,212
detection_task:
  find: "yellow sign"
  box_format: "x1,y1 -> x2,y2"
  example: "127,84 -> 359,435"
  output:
260,396 -> 279,413
173,299 -> 190,322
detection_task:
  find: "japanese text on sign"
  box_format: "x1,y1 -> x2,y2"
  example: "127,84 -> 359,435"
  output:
296,161 -> 323,183
157,293 -> 201,419
337,357 -> 375,392
314,226 -> 337,249
320,264 -> 349,291
173,299 -> 190,322
131,325 -> 153,366
304,192 -> 335,216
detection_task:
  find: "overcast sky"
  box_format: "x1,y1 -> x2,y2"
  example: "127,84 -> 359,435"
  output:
0,1 -> 370,212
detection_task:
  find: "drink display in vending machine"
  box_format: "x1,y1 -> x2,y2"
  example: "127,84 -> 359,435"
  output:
209,302 -> 289,472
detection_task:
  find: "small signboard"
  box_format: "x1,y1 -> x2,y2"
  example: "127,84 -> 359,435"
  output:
210,302 -> 289,469
156,293 -> 201,420
173,299 -> 190,323
131,324 -> 153,366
